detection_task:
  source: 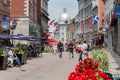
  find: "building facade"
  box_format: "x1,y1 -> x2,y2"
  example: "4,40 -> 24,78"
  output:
75,0 -> 93,41
41,0 -> 49,31
103,0 -> 116,52
10,0 -> 30,44
10,0 -> 45,45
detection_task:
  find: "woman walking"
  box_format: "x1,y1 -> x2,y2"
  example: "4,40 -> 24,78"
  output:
77,42 -> 83,61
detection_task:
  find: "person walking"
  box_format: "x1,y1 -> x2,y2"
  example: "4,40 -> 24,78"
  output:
81,41 -> 88,59
57,41 -> 63,58
68,41 -> 74,58
77,42 -> 83,61
53,43 -> 57,55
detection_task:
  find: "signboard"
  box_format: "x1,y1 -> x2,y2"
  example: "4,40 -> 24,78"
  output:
1,22 -> 9,29
115,6 -> 120,19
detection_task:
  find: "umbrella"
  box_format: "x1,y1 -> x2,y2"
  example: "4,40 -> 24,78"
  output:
48,38 -> 58,42
48,43 -> 53,47
0,34 -> 13,39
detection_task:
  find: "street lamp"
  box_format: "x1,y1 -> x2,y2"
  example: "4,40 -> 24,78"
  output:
11,19 -> 17,45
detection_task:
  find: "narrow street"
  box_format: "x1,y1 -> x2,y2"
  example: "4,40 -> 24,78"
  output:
0,52 -> 78,80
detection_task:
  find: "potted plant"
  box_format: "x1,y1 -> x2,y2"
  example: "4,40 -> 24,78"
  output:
15,46 -> 25,65
0,49 -> 7,70
68,58 -> 111,80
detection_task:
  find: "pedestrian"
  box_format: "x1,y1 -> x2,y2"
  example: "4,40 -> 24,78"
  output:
68,41 -> 74,58
57,41 -> 63,58
77,42 -> 83,61
52,43 -> 57,55
81,41 -> 88,59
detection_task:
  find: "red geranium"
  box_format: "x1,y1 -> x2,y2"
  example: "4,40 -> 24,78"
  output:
68,58 -> 111,80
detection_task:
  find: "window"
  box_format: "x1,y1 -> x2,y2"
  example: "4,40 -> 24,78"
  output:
62,26 -> 64,30
3,0 -> 8,5
62,33 -> 64,37
62,38 -> 64,41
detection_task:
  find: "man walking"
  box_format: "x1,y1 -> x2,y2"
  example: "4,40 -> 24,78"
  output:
68,41 -> 74,58
81,41 -> 88,58
57,41 -> 63,58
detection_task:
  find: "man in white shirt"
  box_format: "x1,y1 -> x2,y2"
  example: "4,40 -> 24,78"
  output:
81,41 -> 88,58
7,48 -> 21,67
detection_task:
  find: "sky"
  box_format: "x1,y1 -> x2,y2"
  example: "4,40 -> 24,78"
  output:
48,0 -> 78,21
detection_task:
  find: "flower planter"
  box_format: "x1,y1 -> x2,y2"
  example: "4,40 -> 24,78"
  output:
16,54 -> 24,65
0,56 -> 7,70
68,58 -> 111,80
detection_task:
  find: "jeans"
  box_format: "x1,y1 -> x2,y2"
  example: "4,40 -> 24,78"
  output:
78,52 -> 83,62
13,58 -> 21,65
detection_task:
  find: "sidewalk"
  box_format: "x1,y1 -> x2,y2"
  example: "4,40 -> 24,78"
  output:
106,50 -> 120,75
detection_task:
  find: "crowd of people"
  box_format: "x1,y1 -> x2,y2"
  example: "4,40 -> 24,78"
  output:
52,40 -> 90,61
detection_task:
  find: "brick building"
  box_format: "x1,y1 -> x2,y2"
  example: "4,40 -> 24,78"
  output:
10,0 -> 43,45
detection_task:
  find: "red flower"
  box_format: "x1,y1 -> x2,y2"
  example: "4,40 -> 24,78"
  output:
68,58 -> 111,80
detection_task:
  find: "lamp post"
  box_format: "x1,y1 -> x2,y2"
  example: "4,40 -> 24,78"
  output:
11,19 -> 17,45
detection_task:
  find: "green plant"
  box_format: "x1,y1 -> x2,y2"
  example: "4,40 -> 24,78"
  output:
44,47 -> 53,53
0,50 -> 7,56
91,48 -> 109,71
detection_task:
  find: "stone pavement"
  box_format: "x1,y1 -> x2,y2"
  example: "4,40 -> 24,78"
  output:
0,52 -> 79,80
106,50 -> 120,75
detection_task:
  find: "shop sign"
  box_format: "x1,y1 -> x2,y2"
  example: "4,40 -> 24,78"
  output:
115,6 -> 120,19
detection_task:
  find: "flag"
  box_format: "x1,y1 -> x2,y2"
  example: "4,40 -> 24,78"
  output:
54,22 -> 59,32
48,19 -> 55,28
48,19 -> 56,33
92,14 -> 99,25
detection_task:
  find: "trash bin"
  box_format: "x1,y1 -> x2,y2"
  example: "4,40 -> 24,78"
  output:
0,56 -> 7,70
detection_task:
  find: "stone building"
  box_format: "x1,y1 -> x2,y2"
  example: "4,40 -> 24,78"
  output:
10,0 -> 45,45
103,0 -> 117,53
75,0 -> 104,44
58,8 -> 71,44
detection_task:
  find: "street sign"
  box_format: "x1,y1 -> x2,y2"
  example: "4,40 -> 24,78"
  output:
115,6 -> 120,19
1,22 -> 9,29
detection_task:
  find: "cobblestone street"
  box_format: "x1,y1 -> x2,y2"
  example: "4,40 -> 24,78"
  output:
0,52 -> 79,80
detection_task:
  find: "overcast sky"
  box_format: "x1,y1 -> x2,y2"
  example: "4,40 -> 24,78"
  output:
48,0 -> 78,21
